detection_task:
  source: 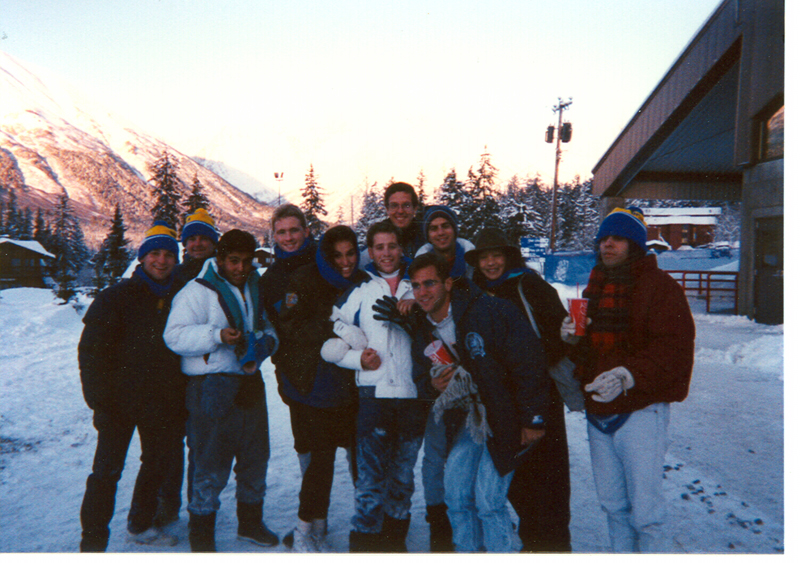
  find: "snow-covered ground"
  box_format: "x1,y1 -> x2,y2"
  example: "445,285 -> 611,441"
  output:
0,287 -> 784,554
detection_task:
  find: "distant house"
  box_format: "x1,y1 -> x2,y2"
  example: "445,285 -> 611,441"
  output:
0,238 -> 55,289
643,208 -> 720,249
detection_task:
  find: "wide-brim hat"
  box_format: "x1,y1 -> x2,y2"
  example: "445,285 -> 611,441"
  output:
464,227 -> 522,267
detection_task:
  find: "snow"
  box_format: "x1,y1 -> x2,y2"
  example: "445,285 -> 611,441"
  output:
0,287 -> 785,554
0,238 -> 56,259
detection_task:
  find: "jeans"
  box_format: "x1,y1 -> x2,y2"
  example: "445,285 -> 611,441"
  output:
587,402 -> 670,553
80,409 -> 184,550
444,424 -> 515,552
421,408 -> 447,507
352,389 -> 427,533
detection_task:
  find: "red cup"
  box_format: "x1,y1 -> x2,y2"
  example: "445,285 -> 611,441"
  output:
568,298 -> 589,336
424,340 -> 454,366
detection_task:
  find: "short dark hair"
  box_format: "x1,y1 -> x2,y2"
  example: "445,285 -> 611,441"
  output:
216,229 -> 257,259
320,225 -> 358,264
409,252 -> 450,282
366,220 -> 402,248
271,203 -> 308,231
383,182 -> 419,209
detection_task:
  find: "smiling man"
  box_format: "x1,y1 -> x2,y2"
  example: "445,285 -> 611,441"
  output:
78,221 -> 185,551
164,229 -> 279,552
414,205 -> 475,282
179,208 -> 219,282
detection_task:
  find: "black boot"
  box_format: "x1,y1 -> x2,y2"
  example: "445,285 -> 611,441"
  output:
188,512 -> 217,552
349,530 -> 383,552
237,501 -> 279,547
426,503 -> 454,552
381,515 -> 411,552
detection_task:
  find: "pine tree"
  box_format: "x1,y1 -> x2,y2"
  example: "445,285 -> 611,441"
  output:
355,181 -> 384,246
19,208 -> 33,240
436,168 -> 469,215
300,164 -> 328,238
50,194 -> 90,303
149,151 -> 182,227
4,190 -> 21,238
460,150 -> 502,240
182,174 -> 210,221
416,169 -> 428,210
33,208 -> 55,253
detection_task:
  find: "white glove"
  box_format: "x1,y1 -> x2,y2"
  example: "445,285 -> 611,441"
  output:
585,367 -> 634,403
333,320 -> 368,350
560,316 -> 580,344
320,338 -> 351,364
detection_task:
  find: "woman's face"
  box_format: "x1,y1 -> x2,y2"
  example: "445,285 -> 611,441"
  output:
332,240 -> 358,278
477,249 -> 507,281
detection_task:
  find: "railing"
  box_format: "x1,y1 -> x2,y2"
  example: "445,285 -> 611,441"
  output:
665,270 -> 738,314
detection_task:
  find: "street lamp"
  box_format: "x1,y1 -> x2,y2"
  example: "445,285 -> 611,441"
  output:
545,97 -> 573,251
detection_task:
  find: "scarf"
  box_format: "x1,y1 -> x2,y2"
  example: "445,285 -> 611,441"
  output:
583,260 -> 634,357
483,266 -> 526,290
315,243 -> 360,290
430,363 -> 492,444
133,264 -> 175,298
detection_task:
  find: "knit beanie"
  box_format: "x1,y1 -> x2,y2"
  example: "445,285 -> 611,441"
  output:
595,206 -> 648,250
181,208 -> 219,244
423,205 -> 459,239
138,221 -> 180,260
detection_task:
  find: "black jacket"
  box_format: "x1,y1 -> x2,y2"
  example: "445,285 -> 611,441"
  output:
78,269 -> 185,420
259,240 -> 318,327
411,280 -> 549,476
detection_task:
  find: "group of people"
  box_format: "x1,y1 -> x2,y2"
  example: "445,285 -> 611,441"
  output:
77,181 -> 694,553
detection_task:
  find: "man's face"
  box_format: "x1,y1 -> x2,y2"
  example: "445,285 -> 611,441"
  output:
477,249 -> 507,281
368,232 -> 403,275
599,235 -> 631,268
141,249 -> 177,282
184,234 -> 215,261
411,265 -> 452,322
427,217 -> 456,254
217,251 -> 254,288
386,192 -> 417,230
273,216 -> 309,253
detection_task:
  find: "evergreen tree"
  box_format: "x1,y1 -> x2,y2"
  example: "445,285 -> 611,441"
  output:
182,174 -> 210,221
416,169 -> 428,210
149,150 -> 182,227
436,168 -> 469,215
33,208 -> 55,253
0,196 -> 6,235
19,207 -> 33,240
715,201 -> 741,246
354,180 -> 384,246
90,206 -> 132,294
3,190 -> 21,238
50,194 -> 90,303
460,150 -> 502,240
300,164 -> 328,237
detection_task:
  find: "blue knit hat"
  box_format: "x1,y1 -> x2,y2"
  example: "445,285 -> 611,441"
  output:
138,221 -> 180,260
423,205 -> 459,239
595,207 -> 648,250
181,208 -> 219,244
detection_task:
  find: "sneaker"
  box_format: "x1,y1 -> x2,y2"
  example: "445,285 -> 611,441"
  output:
292,520 -> 318,553
237,521 -> 279,547
127,527 -> 179,546
311,518 -> 329,552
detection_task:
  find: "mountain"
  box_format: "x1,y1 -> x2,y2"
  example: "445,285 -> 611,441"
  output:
0,51 -> 274,248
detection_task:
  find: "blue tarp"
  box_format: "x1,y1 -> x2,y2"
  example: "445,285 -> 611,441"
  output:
543,252 -> 596,286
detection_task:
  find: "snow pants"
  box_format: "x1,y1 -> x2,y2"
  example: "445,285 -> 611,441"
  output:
79,408 -> 184,551
185,373 -> 269,516
352,388 -> 427,534
587,402 -> 670,552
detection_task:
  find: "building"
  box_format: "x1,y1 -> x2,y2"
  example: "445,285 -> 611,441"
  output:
643,207 -> 720,249
0,238 -> 55,289
591,0 -> 783,324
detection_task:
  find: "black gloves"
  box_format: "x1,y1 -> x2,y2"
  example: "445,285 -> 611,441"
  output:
372,296 -> 415,336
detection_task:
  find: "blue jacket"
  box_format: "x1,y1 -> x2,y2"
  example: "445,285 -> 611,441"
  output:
411,280 -> 549,476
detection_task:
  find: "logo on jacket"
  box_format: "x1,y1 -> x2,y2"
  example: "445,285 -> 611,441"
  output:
285,292 -> 298,308
465,332 -> 486,359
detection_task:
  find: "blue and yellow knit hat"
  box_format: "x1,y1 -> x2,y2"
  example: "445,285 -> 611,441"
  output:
138,221 -> 180,260
595,207 -> 648,250
181,208 -> 219,244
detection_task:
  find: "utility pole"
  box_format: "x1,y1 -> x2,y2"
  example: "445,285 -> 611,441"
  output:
274,172 -> 284,206
545,97 -> 573,251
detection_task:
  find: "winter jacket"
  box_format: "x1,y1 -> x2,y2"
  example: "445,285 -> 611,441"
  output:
274,244 -> 370,407
330,261 -> 417,398
415,238 -> 476,280
259,239 -> 318,327
410,280 -> 549,476
574,254 -> 695,415
474,267 -> 568,368
163,258 -> 277,377
78,266 -> 185,420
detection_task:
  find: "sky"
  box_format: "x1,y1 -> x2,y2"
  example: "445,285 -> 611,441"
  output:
1,0 -> 732,213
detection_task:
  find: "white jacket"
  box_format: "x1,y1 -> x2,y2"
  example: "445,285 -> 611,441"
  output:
331,269 -> 416,398
163,259 -> 276,376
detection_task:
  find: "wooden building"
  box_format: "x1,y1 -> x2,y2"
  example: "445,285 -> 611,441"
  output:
591,0 -> 783,324
0,238 -> 55,289
643,208 -> 720,249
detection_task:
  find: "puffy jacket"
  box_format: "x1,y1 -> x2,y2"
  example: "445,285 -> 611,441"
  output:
331,262 -> 416,398
164,259 -> 277,376
259,239 -> 317,327
78,267 -> 185,419
411,280 -> 549,476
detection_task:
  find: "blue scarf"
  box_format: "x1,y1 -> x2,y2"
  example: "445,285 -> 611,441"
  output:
316,243 -> 360,290
449,241 -> 469,280
274,237 -> 313,261
195,261 -> 264,334
483,266 -> 527,290
134,264 -> 176,297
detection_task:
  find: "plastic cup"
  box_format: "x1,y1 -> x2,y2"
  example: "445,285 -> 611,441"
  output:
568,298 -> 589,337
424,340 -> 454,366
